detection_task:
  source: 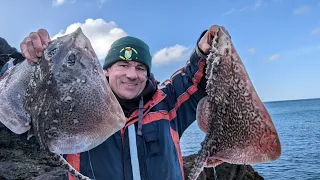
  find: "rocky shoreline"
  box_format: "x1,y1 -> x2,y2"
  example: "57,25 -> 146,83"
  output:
0,123 -> 263,180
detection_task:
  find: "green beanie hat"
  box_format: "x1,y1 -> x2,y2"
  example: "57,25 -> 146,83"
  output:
103,36 -> 152,76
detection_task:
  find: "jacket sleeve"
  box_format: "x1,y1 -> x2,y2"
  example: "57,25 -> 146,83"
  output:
0,51 -> 25,78
160,30 -> 209,137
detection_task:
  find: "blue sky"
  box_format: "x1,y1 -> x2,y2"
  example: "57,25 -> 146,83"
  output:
1,0 -> 319,102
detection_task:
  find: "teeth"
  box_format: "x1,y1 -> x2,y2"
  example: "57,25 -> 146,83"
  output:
124,83 -> 135,86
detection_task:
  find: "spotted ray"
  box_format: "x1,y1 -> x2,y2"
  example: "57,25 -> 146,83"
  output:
188,29 -> 281,180
0,28 -> 126,180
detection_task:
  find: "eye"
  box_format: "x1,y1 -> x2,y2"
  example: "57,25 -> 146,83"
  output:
67,53 -> 76,66
137,66 -> 146,71
119,64 -> 128,68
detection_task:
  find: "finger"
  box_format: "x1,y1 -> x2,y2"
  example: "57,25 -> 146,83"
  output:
219,26 -> 231,39
20,42 -> 32,63
208,25 -> 220,37
29,32 -> 44,57
20,37 -> 28,58
37,29 -> 50,48
207,31 -> 212,44
201,43 -> 212,53
25,37 -> 39,63
198,31 -> 213,54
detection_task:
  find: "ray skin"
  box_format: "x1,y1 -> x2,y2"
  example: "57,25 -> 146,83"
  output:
0,28 -> 126,180
188,29 -> 281,180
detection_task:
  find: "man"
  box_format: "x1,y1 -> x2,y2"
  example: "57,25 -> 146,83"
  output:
0,37 -> 25,77
20,25 -> 229,180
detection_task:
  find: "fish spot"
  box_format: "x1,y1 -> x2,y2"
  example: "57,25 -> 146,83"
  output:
47,47 -> 58,58
64,96 -> 72,102
67,53 -> 76,66
69,102 -> 75,112
69,88 -> 75,93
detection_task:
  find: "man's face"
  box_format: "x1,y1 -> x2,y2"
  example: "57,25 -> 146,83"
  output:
104,60 -> 148,100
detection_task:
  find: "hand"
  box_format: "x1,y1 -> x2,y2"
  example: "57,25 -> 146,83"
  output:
198,25 -> 230,54
20,29 -> 51,65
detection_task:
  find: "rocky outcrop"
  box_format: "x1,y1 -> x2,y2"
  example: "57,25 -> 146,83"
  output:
183,154 -> 264,180
0,123 -> 66,180
0,123 -> 263,180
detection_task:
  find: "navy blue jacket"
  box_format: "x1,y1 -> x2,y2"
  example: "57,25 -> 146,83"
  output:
65,34 -> 208,180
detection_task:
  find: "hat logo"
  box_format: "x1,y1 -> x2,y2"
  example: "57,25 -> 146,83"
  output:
119,47 -> 138,60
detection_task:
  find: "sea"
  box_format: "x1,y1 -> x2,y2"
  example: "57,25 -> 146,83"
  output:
180,98 -> 320,180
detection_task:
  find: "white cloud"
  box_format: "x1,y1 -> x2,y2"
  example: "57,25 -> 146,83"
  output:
311,27 -> 320,35
253,0 -> 262,9
152,45 -> 192,66
98,0 -> 107,8
293,6 -> 311,15
53,0 -> 105,7
52,0 -> 65,6
222,8 -> 235,16
227,0 -> 263,14
248,48 -> 256,54
99,0 -> 106,4
238,0 -> 262,12
286,45 -> 320,57
52,18 -> 127,60
265,45 -> 320,62
267,54 -> 279,61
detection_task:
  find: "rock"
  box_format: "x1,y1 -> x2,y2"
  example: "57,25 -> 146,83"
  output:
0,123 -> 66,180
0,123 -> 264,180
183,154 -> 264,180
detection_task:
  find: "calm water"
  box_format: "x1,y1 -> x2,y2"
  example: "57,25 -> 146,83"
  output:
180,98 -> 320,180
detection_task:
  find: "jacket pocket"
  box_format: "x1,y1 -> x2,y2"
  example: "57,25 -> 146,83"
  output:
143,123 -> 160,156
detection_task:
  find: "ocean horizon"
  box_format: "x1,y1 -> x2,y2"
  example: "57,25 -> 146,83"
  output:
180,98 -> 320,180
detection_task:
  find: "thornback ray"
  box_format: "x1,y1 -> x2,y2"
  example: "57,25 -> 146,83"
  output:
0,28 -> 126,180
188,28 -> 281,180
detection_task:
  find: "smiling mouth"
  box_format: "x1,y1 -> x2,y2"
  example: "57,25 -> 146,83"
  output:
123,82 -> 137,87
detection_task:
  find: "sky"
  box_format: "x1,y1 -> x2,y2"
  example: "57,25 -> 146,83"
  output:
0,0 -> 319,102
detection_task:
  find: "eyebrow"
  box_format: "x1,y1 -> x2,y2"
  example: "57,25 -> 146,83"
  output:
118,61 -> 146,69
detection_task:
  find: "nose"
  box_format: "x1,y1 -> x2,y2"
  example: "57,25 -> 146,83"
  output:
126,66 -> 138,79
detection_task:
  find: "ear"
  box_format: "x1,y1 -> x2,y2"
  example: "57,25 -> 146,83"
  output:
104,69 -> 109,77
